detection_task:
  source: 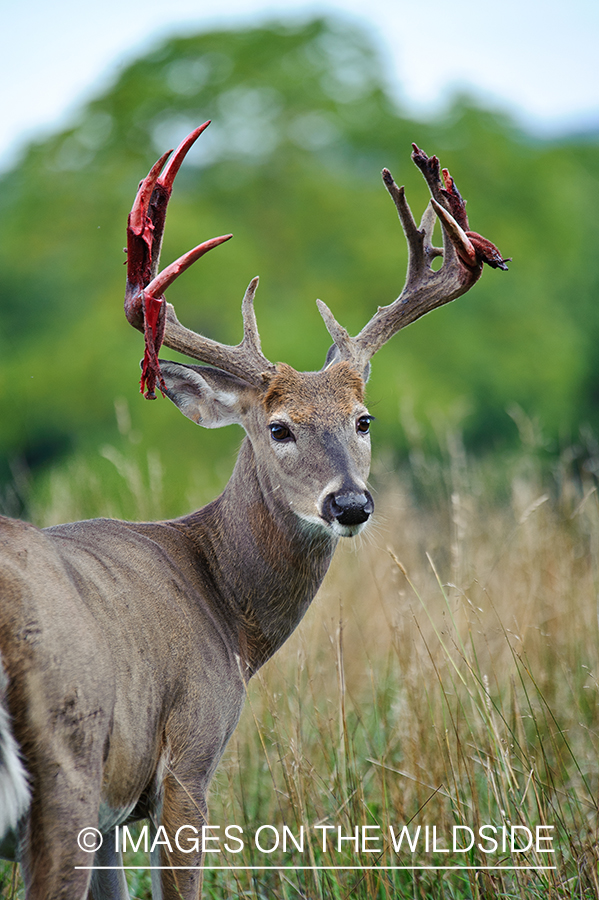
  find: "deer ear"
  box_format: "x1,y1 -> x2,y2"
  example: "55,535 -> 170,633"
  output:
158,361 -> 255,428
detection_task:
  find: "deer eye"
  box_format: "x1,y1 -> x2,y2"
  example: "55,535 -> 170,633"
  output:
356,416 -> 373,434
270,422 -> 294,443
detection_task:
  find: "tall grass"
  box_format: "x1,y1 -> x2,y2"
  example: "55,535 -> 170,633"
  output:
2,431 -> 598,898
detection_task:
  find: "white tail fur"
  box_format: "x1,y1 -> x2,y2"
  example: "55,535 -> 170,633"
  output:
0,657 -> 30,840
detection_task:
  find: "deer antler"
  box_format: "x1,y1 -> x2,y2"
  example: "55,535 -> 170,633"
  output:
125,121 -> 275,397
317,144 -> 509,378
126,131 -> 508,396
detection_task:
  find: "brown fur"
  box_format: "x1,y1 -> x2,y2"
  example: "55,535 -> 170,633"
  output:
263,362 -> 365,423
0,410 -> 370,900
0,358 -> 372,900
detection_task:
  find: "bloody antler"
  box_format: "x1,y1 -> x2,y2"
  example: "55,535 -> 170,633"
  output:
318,143 -> 509,377
126,132 -> 509,395
124,122 -> 232,398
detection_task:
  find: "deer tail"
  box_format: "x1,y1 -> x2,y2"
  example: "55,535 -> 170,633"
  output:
0,654 -> 30,841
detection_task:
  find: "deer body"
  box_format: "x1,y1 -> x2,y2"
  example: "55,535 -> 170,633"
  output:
0,124 -> 506,898
0,365 -> 371,898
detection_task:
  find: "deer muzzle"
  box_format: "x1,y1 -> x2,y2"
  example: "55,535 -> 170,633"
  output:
322,490 -> 374,529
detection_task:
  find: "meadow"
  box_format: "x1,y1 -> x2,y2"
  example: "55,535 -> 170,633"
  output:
2,427 -> 598,899
2,16 -> 598,898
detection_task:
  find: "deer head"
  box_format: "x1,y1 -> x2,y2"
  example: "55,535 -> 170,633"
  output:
124,123 -> 507,538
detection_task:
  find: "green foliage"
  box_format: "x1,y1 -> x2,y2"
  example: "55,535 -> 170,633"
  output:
1,16 -> 598,512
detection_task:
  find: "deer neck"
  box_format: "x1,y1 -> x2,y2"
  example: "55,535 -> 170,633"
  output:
177,438 -> 337,674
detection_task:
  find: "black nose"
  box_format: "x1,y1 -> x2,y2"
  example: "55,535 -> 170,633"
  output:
323,490 -> 374,527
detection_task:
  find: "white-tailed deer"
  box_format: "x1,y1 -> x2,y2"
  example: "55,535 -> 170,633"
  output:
0,122 -> 507,899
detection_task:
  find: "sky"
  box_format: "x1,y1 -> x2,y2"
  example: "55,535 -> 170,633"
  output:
2,0 -> 598,172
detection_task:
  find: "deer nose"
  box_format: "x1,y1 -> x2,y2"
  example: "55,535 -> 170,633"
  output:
323,490 -> 374,527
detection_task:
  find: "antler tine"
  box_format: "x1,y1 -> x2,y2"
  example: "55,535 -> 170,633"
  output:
145,234 -> 233,301
159,121 -> 211,193
381,170 -> 423,276
319,144 -> 508,378
316,299 -> 352,356
125,124 -> 277,397
430,199 -> 477,266
240,276 -> 266,359
147,122 -> 212,283
161,277 -> 276,385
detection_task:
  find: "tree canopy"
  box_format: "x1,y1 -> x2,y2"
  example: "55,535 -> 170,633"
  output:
1,17 -> 598,513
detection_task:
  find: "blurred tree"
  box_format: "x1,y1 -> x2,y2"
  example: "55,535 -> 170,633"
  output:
0,17 -> 598,514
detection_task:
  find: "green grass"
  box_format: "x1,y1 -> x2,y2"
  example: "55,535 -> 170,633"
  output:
2,438 -> 599,898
